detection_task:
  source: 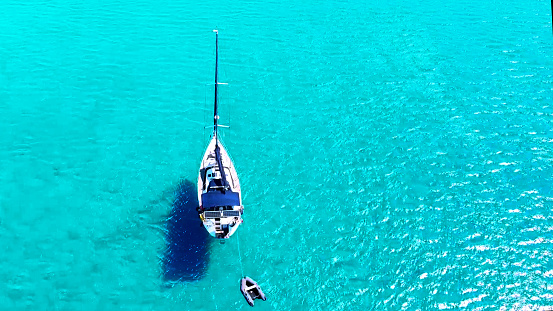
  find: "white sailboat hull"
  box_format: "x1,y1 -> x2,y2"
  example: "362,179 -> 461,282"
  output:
197,135 -> 243,239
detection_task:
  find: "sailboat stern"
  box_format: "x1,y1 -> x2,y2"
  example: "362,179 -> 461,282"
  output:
199,207 -> 244,239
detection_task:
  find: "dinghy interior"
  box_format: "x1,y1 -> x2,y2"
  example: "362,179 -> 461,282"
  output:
240,276 -> 267,307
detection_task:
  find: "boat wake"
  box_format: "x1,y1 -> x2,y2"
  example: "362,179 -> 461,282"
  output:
162,179 -> 210,283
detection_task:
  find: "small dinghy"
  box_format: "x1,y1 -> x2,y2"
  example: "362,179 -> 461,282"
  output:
240,276 -> 266,307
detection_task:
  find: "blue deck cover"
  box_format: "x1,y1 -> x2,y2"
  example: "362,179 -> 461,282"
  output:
201,191 -> 240,208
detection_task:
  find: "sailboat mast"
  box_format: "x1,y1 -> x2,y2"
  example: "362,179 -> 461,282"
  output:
213,30 -> 219,143
212,30 -> 228,189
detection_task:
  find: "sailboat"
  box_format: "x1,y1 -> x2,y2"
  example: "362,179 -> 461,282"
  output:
197,30 -> 243,239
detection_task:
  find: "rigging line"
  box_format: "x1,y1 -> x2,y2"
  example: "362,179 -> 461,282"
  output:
203,83 -> 207,155
205,82 -> 207,125
228,87 -> 231,142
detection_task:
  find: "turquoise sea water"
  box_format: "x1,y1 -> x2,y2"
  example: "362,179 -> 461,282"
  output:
1,0 -> 553,309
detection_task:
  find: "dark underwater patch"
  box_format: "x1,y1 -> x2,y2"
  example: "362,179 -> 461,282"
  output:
162,179 -> 210,282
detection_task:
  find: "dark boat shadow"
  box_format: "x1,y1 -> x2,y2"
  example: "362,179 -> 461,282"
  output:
162,179 -> 210,283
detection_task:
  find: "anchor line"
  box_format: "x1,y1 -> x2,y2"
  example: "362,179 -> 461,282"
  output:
236,232 -> 245,278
